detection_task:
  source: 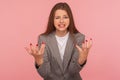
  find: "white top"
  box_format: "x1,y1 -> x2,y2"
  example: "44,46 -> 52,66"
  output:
55,32 -> 69,61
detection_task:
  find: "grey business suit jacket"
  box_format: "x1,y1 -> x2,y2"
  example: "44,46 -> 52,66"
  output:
35,32 -> 85,80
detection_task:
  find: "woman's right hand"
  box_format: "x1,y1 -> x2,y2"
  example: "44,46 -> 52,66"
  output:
25,42 -> 46,65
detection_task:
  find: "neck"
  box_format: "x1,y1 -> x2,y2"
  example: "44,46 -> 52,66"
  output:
55,30 -> 68,37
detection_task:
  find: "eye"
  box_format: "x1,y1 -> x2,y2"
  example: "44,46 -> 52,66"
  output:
63,16 -> 69,19
54,16 -> 60,19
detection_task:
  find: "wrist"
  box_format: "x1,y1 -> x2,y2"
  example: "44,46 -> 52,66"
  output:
78,58 -> 86,65
35,58 -> 43,66
79,60 -> 87,67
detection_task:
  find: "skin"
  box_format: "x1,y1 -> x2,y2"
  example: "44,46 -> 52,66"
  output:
54,9 -> 70,37
76,39 -> 92,65
25,43 -> 45,65
25,9 -> 92,66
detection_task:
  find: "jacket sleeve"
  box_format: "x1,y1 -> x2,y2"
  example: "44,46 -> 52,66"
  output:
35,35 -> 51,78
68,33 -> 86,74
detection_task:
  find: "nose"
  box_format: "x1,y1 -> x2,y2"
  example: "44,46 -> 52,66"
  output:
60,18 -> 64,23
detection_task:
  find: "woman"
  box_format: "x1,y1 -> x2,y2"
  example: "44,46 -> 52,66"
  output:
25,2 -> 92,80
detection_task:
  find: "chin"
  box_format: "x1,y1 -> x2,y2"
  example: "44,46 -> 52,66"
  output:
58,27 -> 68,31
58,30 -> 68,33
57,28 -> 67,31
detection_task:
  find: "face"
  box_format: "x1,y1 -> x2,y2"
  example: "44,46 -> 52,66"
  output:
54,9 -> 70,33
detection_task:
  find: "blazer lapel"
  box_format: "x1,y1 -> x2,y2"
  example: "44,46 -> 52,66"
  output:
63,35 -> 75,72
47,32 -> 63,72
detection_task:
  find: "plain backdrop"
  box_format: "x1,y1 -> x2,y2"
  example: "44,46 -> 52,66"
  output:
0,0 -> 120,80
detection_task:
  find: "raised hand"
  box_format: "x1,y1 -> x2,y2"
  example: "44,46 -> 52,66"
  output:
25,42 -> 46,65
76,38 -> 92,65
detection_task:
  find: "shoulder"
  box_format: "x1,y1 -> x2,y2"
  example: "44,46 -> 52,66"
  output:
38,32 -> 53,41
73,32 -> 85,45
38,34 -> 47,42
74,32 -> 85,39
38,34 -> 46,39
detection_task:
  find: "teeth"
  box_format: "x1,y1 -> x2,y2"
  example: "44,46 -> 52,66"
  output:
58,24 -> 65,27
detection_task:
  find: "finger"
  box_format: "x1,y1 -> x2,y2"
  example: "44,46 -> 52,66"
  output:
85,40 -> 88,48
76,44 -> 82,52
39,43 -> 46,55
30,43 -> 33,51
35,44 -> 39,52
30,43 -> 37,54
82,41 -> 85,49
82,40 -> 89,51
24,47 -> 32,54
41,44 -> 45,54
41,43 -> 45,53
86,40 -> 89,48
87,38 -> 93,48
89,38 -> 93,47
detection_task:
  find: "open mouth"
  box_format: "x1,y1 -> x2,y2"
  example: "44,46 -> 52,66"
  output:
58,24 -> 65,28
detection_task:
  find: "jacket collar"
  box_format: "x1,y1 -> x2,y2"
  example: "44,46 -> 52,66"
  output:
47,32 -> 75,72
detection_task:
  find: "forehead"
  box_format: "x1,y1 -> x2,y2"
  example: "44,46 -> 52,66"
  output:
54,9 -> 68,16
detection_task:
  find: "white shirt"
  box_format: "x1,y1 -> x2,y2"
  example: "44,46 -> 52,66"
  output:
55,32 -> 69,61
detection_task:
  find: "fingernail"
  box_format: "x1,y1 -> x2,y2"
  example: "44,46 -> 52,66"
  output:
36,44 -> 38,46
42,41 -> 45,44
90,38 -> 92,40
86,40 -> 88,42
30,43 -> 32,45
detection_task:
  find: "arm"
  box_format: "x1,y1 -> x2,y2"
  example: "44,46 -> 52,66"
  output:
72,33 -> 92,73
35,35 -> 51,78
68,33 -> 86,74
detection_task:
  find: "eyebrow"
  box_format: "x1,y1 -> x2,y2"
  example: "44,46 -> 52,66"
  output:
55,15 -> 69,17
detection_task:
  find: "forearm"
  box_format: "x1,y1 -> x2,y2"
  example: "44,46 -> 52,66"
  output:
35,58 -> 43,66
68,54 -> 86,75
78,56 -> 87,65
35,61 -> 51,78
35,47 -> 51,78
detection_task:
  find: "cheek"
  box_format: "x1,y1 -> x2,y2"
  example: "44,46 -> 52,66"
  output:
54,20 -> 59,25
66,20 -> 70,25
54,20 -> 56,24
54,20 -> 58,28
66,18 -> 70,22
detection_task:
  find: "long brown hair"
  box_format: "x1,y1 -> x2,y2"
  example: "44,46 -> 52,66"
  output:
42,2 -> 79,35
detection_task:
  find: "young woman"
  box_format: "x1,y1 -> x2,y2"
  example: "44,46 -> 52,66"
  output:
25,2 -> 92,80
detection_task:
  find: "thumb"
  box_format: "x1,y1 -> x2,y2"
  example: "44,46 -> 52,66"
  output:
76,45 -> 82,52
39,43 -> 46,54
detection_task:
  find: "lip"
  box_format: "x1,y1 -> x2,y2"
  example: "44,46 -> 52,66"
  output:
58,24 -> 65,28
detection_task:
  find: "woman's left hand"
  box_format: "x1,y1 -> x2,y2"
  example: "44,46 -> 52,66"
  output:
76,38 -> 93,65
